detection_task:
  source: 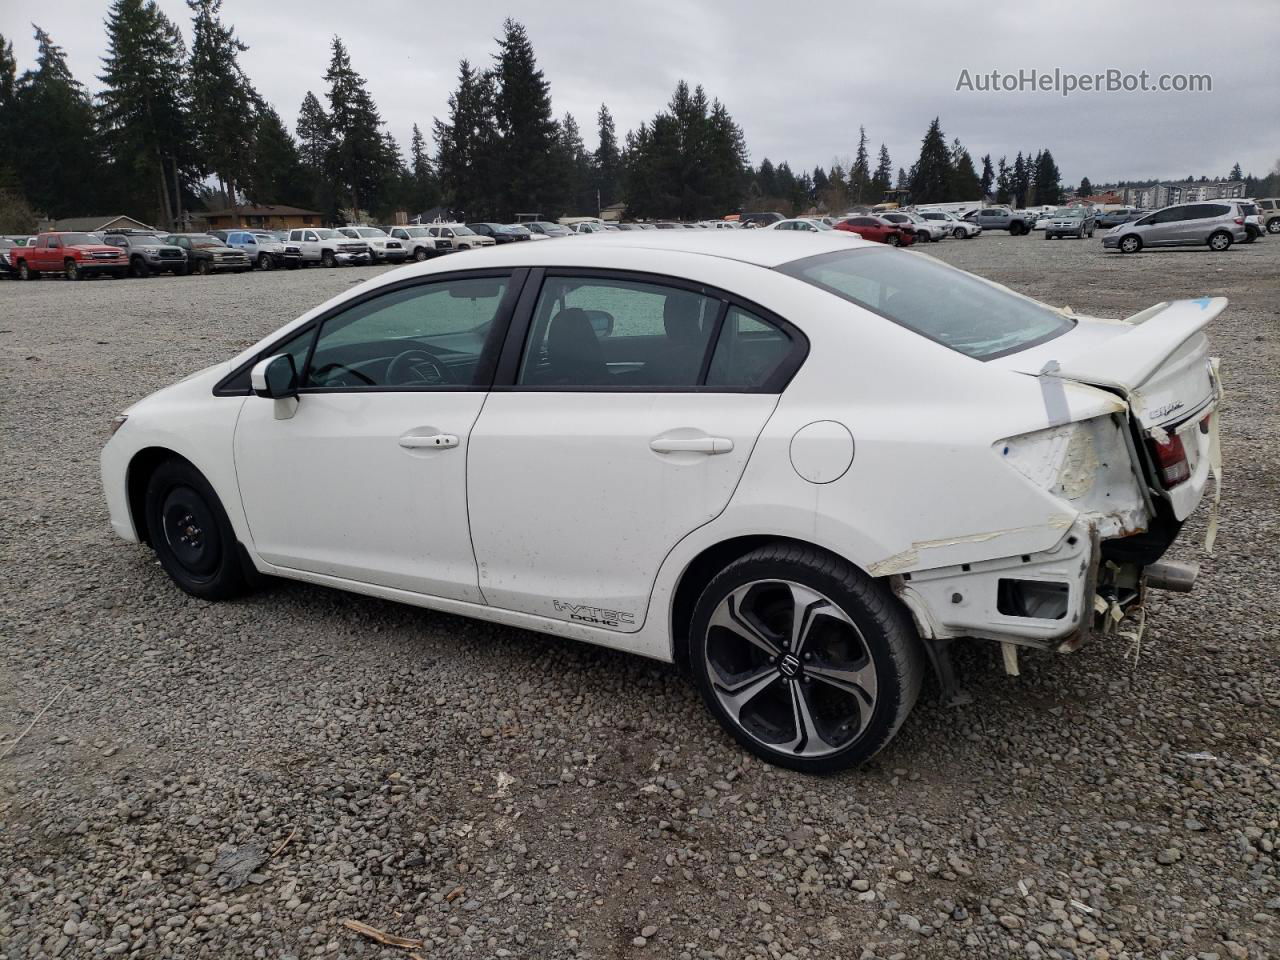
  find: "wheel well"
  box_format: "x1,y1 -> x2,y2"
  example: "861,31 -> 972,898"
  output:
669,535 -> 869,673
126,447 -> 187,545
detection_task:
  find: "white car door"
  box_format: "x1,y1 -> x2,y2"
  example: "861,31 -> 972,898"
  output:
233,271 -> 520,601
468,270 -> 805,631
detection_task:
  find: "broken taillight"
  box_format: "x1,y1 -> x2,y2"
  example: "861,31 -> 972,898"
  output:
1149,431 -> 1190,487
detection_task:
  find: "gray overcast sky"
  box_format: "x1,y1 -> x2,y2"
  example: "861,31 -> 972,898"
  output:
3,0 -> 1277,186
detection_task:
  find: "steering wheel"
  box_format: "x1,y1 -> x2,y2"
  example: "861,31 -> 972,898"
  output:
386,348 -> 451,386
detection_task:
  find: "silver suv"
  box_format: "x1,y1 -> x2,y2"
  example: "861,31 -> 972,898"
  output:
1044,206 -> 1097,240
1103,200 -> 1248,254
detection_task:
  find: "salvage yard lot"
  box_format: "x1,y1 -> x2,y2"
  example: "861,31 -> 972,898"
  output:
1,237 -> 1277,959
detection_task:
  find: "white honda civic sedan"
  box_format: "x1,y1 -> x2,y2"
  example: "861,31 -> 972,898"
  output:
101,232 -> 1223,773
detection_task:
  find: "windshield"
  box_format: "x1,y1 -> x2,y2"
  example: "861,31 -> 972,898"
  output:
402,227 -> 429,236
59,233 -> 100,245
314,229 -> 343,239
451,225 -> 476,236
503,225 -> 530,235
778,248 -> 1075,361
355,228 -> 385,237
251,233 -> 275,241
808,220 -> 833,231
191,238 -> 224,248
1054,208 -> 1083,218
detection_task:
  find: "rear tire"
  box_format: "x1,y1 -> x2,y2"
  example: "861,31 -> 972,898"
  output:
144,459 -> 249,601
1267,219 -> 1280,235
689,544 -> 924,774
1208,231 -> 1232,252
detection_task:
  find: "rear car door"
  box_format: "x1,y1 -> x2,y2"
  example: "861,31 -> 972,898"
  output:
467,270 -> 805,630
232,270 -> 522,600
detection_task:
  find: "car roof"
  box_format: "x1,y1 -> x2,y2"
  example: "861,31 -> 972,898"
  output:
400,231 -> 876,270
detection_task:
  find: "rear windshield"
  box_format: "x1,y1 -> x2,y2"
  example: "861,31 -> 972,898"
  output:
778,248 -> 1074,361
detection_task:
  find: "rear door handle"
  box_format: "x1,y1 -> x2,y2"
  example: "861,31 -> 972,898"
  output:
649,436 -> 734,455
399,433 -> 458,449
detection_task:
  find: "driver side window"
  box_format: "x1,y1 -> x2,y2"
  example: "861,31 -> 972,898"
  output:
304,275 -> 510,390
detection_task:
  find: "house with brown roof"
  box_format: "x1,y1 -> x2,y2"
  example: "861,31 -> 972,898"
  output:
198,205 -> 323,230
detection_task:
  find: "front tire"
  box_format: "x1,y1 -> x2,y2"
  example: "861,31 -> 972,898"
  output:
886,234 -> 901,246
196,259 -> 212,276
131,256 -> 151,278
953,227 -> 966,239
65,259 -> 82,280
321,250 -> 336,268
18,261 -> 36,280
413,247 -> 429,262
689,544 -> 924,774
257,253 -> 273,270
1119,235 -> 1142,254
144,459 -> 249,601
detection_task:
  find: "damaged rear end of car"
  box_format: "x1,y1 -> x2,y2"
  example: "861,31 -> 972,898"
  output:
894,297 -> 1224,667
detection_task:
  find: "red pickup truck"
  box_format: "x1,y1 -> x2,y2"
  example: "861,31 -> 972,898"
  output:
13,232 -> 129,280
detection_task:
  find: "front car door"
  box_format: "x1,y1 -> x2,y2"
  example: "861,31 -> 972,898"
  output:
233,270 -> 522,601
467,270 -> 806,631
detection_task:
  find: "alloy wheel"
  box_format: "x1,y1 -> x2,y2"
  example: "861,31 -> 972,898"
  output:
703,580 -> 878,759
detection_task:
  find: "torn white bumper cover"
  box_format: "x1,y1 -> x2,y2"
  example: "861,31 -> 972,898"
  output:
889,297 -> 1226,652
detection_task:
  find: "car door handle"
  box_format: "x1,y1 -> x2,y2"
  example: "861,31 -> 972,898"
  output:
649,436 -> 734,455
399,433 -> 458,449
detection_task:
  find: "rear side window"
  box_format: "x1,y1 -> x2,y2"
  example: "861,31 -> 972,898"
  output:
517,276 -> 719,388
706,308 -> 793,388
779,248 -> 1074,361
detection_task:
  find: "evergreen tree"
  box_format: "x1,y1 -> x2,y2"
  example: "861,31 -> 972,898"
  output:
434,59 -> 497,218
245,103 -> 308,206
99,0 -> 193,227
323,36 -> 387,219
556,112 -> 594,214
1032,148 -> 1062,206
895,167 -> 908,190
593,104 -> 621,208
995,155 -> 1011,204
909,118 -> 951,204
948,137 -> 982,199
849,126 -> 870,203
0,32 -> 21,196
704,98 -> 748,216
408,122 -> 439,214
1229,162 -> 1243,181
870,144 -> 893,202
979,154 -> 994,198
10,26 -> 100,216
187,0 -> 258,202
491,19 -> 559,219
1011,152 -> 1027,205
1077,175 -> 1093,197
296,92 -> 329,169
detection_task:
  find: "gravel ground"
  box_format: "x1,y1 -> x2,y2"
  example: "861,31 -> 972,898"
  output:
1,236 -> 1278,960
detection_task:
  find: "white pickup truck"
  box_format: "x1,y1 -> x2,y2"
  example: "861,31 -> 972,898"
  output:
336,226 -> 408,264
286,228 -> 371,267
383,225 -> 443,260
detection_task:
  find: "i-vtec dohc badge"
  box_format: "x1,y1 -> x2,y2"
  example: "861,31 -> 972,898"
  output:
553,600 -> 635,628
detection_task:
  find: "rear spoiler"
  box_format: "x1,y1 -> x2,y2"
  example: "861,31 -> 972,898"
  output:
1040,297 -> 1227,393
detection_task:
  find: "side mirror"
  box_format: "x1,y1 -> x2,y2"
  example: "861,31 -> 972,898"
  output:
251,354 -> 298,399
